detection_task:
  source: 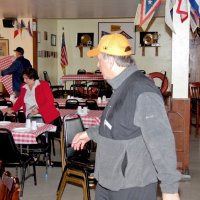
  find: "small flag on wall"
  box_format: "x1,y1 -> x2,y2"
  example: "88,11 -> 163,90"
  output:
27,20 -> 33,37
60,32 -> 68,75
135,0 -> 161,31
13,19 -> 33,38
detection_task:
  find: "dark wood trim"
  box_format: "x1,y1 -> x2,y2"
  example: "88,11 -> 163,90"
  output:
32,18 -> 38,70
167,98 -> 190,173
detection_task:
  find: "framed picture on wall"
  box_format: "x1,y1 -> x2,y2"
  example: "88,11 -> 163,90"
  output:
98,22 -> 135,54
51,34 -> 56,46
0,39 -> 9,56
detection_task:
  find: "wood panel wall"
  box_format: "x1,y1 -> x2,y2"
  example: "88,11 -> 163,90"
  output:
167,98 -> 190,174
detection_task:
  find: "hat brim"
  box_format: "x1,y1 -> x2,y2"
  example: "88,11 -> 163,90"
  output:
87,48 -> 100,57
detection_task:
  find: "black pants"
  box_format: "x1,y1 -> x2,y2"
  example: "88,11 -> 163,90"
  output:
37,116 -> 62,153
95,183 -> 157,200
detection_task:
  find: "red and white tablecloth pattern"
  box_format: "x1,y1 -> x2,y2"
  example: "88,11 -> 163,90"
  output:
54,98 -> 108,108
59,109 -> 102,128
61,74 -> 104,82
0,55 -> 15,95
0,122 -> 56,144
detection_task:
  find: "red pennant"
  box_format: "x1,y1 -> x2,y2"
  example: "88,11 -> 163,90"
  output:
14,30 -> 19,38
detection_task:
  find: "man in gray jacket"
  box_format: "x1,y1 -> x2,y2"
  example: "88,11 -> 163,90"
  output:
72,33 -> 181,200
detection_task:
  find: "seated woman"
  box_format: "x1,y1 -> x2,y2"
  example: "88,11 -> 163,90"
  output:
7,67 -> 61,132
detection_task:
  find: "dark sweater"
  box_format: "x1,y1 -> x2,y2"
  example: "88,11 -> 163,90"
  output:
1,56 -> 32,92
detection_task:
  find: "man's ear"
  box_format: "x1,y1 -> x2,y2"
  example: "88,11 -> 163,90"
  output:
108,56 -> 115,68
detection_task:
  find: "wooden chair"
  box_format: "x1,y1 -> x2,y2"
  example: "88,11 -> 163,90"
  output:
65,99 -> 79,109
189,82 -> 200,137
85,99 -> 99,110
17,109 -> 26,123
87,85 -> 100,99
43,71 -> 64,97
4,112 -> 17,122
57,115 -> 95,200
0,99 -> 13,107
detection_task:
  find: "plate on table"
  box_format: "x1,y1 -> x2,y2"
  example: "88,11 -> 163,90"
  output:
12,127 -> 31,133
78,112 -> 88,117
0,121 -> 11,126
37,123 -> 45,127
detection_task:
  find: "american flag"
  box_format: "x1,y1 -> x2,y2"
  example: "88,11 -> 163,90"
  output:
60,32 -> 68,69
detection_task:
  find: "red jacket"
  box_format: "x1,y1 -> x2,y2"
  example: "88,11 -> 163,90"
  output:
12,80 -> 60,123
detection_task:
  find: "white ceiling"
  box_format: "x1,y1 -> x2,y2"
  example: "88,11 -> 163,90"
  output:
0,0 -> 165,19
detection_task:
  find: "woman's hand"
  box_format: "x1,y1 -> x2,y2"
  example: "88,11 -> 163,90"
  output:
6,108 -> 15,115
31,108 -> 39,115
71,131 -> 90,150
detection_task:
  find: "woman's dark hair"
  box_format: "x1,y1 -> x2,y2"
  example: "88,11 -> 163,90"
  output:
22,68 -> 39,80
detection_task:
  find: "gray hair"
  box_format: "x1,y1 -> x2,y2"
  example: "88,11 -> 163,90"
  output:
101,53 -> 135,68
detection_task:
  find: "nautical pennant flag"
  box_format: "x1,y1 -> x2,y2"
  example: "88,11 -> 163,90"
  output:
135,0 -> 161,31
189,0 -> 200,17
176,0 -> 189,22
165,0 -> 176,33
14,20 -> 20,38
60,32 -> 68,74
27,20 -> 33,37
20,19 -> 26,34
190,6 -> 199,32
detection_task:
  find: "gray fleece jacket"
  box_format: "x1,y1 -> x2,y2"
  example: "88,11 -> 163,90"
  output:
87,65 -> 181,193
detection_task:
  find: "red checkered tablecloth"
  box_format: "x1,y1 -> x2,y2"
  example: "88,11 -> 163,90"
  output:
59,109 -> 102,128
0,122 -> 56,144
0,55 -> 15,95
61,74 -> 104,82
54,98 -> 108,108
0,75 -> 13,95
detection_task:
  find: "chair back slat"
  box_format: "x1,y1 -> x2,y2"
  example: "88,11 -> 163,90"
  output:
65,99 -> 79,109
64,115 -> 85,158
85,99 -> 99,110
189,82 -> 200,99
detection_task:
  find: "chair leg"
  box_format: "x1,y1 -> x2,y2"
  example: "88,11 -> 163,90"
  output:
0,160 -> 5,177
33,164 -> 37,185
56,167 -> 91,200
56,168 -> 69,200
67,169 -> 91,200
52,138 -> 56,156
196,102 -> 199,137
19,167 -> 27,197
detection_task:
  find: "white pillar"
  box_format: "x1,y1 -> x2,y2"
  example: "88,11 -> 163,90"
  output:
171,1 -> 190,98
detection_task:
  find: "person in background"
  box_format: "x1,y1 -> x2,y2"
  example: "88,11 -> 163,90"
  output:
72,33 -> 181,200
6,67 -> 61,160
6,68 -> 61,129
0,47 -> 32,97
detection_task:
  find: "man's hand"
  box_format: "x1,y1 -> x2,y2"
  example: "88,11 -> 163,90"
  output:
162,193 -> 180,200
71,131 -> 90,150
